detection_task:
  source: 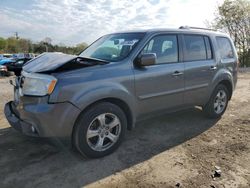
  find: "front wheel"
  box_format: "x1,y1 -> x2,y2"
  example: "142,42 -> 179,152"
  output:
72,102 -> 127,158
203,84 -> 229,118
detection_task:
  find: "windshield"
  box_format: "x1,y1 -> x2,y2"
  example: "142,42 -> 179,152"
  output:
79,32 -> 145,62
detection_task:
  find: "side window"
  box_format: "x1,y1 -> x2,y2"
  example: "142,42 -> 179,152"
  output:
143,39 -> 154,53
216,37 -> 234,59
183,35 -> 207,61
142,35 -> 178,64
204,36 -> 212,59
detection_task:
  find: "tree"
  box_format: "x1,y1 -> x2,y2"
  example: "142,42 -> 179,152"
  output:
17,39 -> 32,53
0,35 -> 88,55
5,37 -> 18,53
42,37 -> 52,52
74,42 -> 88,54
43,37 -> 52,44
211,0 -> 250,67
0,37 -> 6,53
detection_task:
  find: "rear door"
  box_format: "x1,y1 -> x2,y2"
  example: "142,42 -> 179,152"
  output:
216,36 -> 238,86
182,34 -> 217,106
134,34 -> 185,116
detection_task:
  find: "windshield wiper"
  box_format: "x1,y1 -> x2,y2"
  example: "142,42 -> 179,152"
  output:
77,56 -> 109,64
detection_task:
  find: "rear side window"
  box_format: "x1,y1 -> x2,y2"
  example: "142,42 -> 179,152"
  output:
183,35 -> 207,61
216,37 -> 234,59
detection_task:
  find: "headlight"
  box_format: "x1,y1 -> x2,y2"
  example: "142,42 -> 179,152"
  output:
22,71 -> 57,96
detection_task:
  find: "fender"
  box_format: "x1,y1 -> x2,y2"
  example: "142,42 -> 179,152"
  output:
72,82 -> 137,128
72,82 -> 136,111
208,68 -> 234,100
50,80 -> 137,127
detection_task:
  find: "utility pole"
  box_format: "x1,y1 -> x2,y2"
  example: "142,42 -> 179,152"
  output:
14,32 -> 19,40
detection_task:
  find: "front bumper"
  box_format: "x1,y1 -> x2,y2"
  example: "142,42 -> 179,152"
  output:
4,99 -> 81,138
5,101 -> 36,136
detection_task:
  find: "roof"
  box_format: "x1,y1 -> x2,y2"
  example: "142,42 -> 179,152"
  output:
111,27 -> 228,37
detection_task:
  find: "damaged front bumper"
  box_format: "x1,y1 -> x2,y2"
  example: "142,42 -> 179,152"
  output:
4,101 -> 37,136
4,99 -> 81,138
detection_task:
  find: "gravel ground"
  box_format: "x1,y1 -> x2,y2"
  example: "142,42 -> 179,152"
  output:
0,72 -> 249,188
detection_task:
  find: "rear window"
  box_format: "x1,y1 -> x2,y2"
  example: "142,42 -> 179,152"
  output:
216,37 -> 234,59
183,35 -> 207,61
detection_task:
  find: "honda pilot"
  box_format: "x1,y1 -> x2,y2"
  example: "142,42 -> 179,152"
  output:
5,27 -> 238,158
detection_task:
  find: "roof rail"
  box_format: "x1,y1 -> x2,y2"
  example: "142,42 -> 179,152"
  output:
179,26 -> 217,32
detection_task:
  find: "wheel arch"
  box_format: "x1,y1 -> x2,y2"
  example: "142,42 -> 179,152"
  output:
217,79 -> 233,100
72,97 -> 135,141
211,69 -> 234,101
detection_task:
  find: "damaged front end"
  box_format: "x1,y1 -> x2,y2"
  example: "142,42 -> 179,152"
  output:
5,52 -> 108,137
23,52 -> 108,74
12,52 -> 109,97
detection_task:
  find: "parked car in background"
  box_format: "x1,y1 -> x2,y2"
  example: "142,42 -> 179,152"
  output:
5,54 -> 13,58
0,64 -> 8,76
0,53 -> 34,76
0,54 -> 5,60
0,54 -> 13,59
12,53 -> 35,59
0,57 -> 15,76
0,58 -> 15,65
5,27 -> 238,158
6,55 -> 34,76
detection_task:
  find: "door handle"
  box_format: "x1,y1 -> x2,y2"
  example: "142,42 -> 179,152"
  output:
172,71 -> 183,76
210,66 -> 217,71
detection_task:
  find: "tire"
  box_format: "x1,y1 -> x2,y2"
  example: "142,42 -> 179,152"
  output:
72,102 -> 127,158
203,84 -> 229,118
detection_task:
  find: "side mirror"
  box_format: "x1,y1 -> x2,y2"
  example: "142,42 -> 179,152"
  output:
137,53 -> 156,66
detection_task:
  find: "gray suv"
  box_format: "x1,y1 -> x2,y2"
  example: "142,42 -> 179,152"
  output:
5,27 -> 238,158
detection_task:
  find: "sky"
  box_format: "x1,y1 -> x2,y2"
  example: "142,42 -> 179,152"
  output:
0,0 -> 223,46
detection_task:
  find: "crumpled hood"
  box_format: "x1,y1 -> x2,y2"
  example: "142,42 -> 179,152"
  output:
23,52 -> 77,73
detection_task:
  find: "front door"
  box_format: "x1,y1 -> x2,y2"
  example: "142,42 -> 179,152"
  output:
134,34 -> 185,116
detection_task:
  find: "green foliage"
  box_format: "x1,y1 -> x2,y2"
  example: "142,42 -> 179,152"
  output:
0,37 -> 6,53
5,37 -> 18,53
0,37 -> 88,55
212,0 -> 250,67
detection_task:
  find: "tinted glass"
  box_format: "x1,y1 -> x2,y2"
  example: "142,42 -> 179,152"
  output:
80,33 -> 145,62
142,35 -> 178,64
184,35 -> 206,61
216,37 -> 234,59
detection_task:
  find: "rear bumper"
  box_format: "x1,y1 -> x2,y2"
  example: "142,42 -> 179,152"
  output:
4,100 -> 81,138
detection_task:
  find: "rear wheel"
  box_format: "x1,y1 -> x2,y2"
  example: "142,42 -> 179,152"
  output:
73,102 -> 127,158
204,84 -> 229,118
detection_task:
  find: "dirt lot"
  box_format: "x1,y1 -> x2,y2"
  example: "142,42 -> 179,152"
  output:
0,72 -> 249,188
